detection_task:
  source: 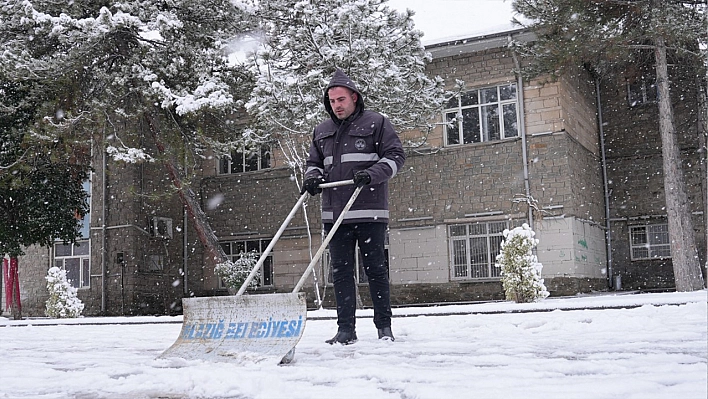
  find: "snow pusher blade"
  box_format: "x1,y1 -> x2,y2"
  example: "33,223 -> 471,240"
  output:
158,293 -> 306,364
159,180 -> 361,365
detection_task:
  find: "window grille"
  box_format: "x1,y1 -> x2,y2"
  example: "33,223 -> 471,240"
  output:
218,144 -> 271,174
629,223 -> 671,260
449,221 -> 511,280
627,75 -> 657,107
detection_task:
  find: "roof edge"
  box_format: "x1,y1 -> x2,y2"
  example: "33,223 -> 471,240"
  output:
425,28 -> 535,59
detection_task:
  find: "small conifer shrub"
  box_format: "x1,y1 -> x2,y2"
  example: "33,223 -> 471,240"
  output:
215,251 -> 261,292
495,223 -> 549,303
45,267 -> 84,318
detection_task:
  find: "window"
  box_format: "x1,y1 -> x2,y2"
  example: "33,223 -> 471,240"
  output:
218,144 -> 271,174
627,75 -> 657,107
78,180 -> 91,238
220,240 -> 273,288
54,240 -> 90,289
444,83 -> 518,146
630,223 -> 671,260
147,255 -> 164,271
449,221 -> 511,280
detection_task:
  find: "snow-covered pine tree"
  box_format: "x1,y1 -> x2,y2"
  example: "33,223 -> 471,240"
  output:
0,76 -> 90,320
495,223 -> 549,303
511,0 -> 706,291
0,0 -> 259,270
45,267 -> 84,318
245,0 -> 447,184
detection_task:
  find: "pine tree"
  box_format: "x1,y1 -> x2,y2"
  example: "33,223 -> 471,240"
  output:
245,0 -> 446,185
45,267 -> 84,318
0,76 -> 90,255
0,1 -> 259,269
0,75 -> 90,319
495,224 -> 549,303
512,0 -> 707,291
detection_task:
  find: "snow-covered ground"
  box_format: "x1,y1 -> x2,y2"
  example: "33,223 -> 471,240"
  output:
1,290 -> 706,399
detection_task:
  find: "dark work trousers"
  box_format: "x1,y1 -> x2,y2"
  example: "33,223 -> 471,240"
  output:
325,222 -> 392,333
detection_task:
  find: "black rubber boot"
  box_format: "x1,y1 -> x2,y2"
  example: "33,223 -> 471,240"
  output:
325,330 -> 358,345
377,327 -> 395,341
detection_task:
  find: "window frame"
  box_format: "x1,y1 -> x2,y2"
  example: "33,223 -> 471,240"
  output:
217,144 -> 272,175
627,75 -> 658,107
78,179 -> 91,239
54,240 -> 91,289
448,220 -> 512,281
443,83 -> 519,146
219,239 -> 274,289
629,223 -> 671,260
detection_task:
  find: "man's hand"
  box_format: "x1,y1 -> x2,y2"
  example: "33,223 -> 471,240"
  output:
301,176 -> 325,195
353,171 -> 371,187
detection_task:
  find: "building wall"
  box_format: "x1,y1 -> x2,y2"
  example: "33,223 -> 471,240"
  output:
524,80 -> 565,136
389,225 -> 449,285
559,68 -> 601,154
428,46 -> 517,94
15,31 -> 704,317
393,139 -> 526,222
600,62 -> 707,290
3,249 -> 51,317
536,217 -> 607,294
200,40 -> 607,306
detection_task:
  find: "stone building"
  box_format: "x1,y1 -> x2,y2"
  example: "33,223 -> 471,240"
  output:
3,27 -> 705,317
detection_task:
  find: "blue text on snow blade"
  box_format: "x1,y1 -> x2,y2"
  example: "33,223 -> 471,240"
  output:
181,316 -> 303,340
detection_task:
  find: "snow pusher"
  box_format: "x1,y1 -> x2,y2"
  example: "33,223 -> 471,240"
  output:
159,180 -> 362,365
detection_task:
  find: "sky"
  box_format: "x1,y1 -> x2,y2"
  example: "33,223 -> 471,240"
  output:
1,290 -> 706,399
228,0 -> 520,65
387,0 -> 520,45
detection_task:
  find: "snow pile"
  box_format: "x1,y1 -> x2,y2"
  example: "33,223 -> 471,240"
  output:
45,267 -> 84,318
496,223 -> 549,303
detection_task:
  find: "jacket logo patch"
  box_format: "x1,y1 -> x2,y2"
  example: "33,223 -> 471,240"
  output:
355,138 -> 366,151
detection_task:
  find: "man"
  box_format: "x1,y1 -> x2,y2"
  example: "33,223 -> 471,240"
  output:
302,69 -> 405,345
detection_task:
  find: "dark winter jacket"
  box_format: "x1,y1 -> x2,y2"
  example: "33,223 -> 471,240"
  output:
305,69 -> 405,225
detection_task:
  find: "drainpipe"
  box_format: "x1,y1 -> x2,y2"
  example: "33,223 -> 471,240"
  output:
183,150 -> 189,296
595,78 -> 614,290
705,44 -> 708,286
703,62 -> 708,286
510,36 -> 533,229
101,129 -> 107,313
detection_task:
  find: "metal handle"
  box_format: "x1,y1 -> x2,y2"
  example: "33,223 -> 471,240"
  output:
319,179 -> 354,189
235,179 -> 355,296
292,184 -> 363,293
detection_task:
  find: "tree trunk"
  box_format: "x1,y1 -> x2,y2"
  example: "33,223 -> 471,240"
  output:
698,73 -> 708,284
654,34 -> 706,291
143,114 -> 228,271
3,257 -> 22,320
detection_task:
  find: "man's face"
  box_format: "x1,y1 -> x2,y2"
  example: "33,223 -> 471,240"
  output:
328,86 -> 357,120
